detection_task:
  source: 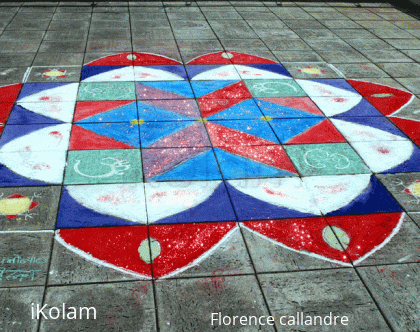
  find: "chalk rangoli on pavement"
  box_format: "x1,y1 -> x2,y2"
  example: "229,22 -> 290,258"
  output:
0,51 -> 419,278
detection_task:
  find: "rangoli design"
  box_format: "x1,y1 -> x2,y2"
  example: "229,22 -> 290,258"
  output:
0,51 -> 419,278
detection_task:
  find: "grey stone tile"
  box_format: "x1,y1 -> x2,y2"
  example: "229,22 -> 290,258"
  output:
259,269 -> 391,331
178,39 -> 223,51
0,40 -> 41,53
210,21 -> 257,39
48,238 -> 138,285
357,264 -> 420,332
360,49 -> 413,63
0,231 -> 53,287
377,12 -> 417,21
406,30 -> 420,38
238,12 -> 278,20
174,227 -> 254,278
0,67 -> 27,83
171,21 -> 211,30
220,38 -> 267,51
355,20 -> 400,30
131,20 -> 171,28
347,213 -> 420,265
90,20 -> 131,29
131,28 -> 174,40
27,66 -> 82,83
92,6 -> 129,13
0,186 -> 60,231
244,20 -> 287,30
330,28 -> 376,39
264,38 -> 312,51
394,21 -> 420,30
0,30 -> 45,41
55,6 -> 93,13
308,11 -> 348,20
346,38 -> 394,51
86,39 -> 131,52
283,62 -> 342,79
403,49 -> 420,62
47,20 -> 90,30
384,38 -> 420,50
0,53 -> 35,67
174,28 -> 217,40
294,28 -> 340,40
255,28 -> 299,39
343,11 -> 383,21
0,286 -> 44,332
318,19 -> 362,29
52,12 -> 91,20
91,12 -> 129,21
44,30 -> 88,41
377,172 -> 420,212
40,282 -> 156,331
83,52 -> 123,65
130,12 -> 168,20
39,40 -> 86,53
305,38 -> 352,51
408,212 -> 420,227
395,78 -> 420,95
385,95 -> 420,121
33,52 -> 84,66
371,28 -> 414,39
333,63 -> 389,78
155,275 -> 275,331
203,11 -> 243,20
241,225 -> 340,272
282,19 -> 325,29
6,19 -> 51,31
273,50 -> 324,62
318,49 -> 369,63
19,6 -> 56,13
88,29 -> 131,39
270,7 -> 314,20
167,11 -> 206,21
377,62 -> 420,78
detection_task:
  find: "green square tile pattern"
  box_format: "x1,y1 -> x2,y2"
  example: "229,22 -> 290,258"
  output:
284,143 -> 371,176
78,82 -> 136,101
244,79 -> 307,97
64,149 -> 143,184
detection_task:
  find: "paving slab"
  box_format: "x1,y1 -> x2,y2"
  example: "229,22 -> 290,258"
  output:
357,263 -> 420,332
0,231 -> 53,287
259,269 -> 391,331
39,282 -> 156,332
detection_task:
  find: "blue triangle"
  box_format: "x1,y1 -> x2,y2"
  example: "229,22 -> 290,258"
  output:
140,121 -> 193,147
140,81 -> 194,98
257,99 -> 323,118
78,123 -> 140,148
207,99 -> 264,120
57,188 -> 138,228
76,102 -> 137,123
152,150 -> 222,181
270,118 -> 323,143
190,80 -> 239,98
18,83 -> 71,100
81,65 -> 127,81
145,65 -> 188,80
225,182 -> 316,221
212,119 -> 279,143
214,148 -> 296,179
382,144 -> 420,173
137,102 -> 194,121
243,64 -> 292,78
0,163 -> 54,187
327,175 -> 402,216
333,98 -> 382,117
151,182 -> 236,224
7,105 -> 63,125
